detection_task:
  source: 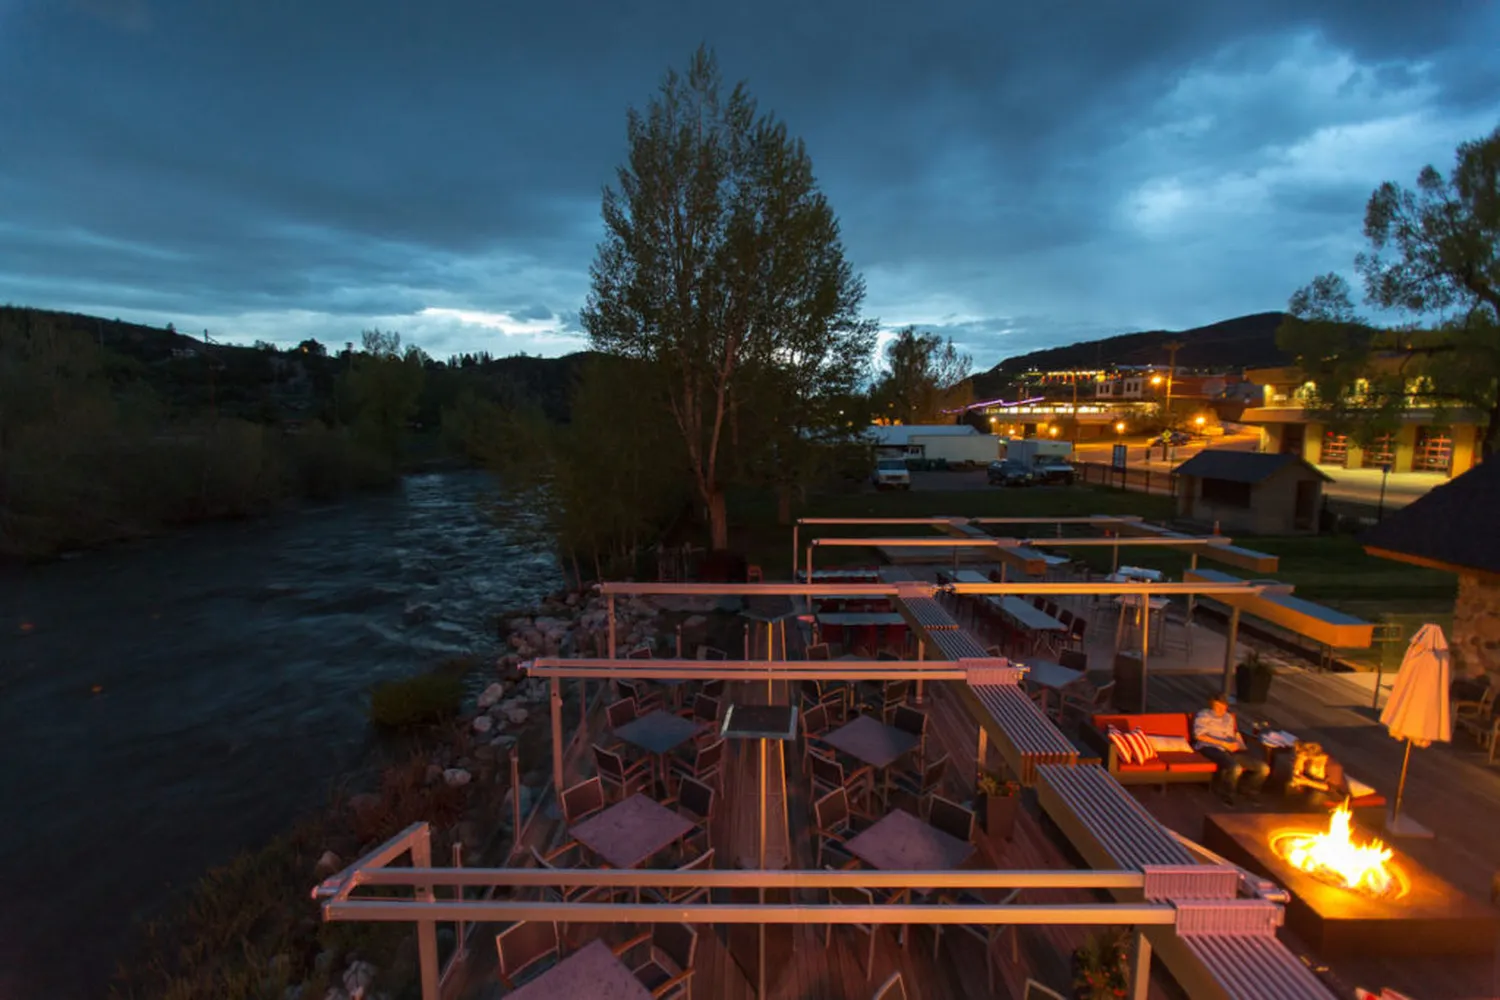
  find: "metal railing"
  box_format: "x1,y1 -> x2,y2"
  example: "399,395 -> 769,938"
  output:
1076,461 -> 1180,496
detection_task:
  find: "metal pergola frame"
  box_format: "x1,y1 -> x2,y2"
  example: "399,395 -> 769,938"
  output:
314,822 -> 1173,1000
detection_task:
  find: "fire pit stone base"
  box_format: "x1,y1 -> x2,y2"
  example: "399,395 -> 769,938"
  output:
1203,812 -> 1497,958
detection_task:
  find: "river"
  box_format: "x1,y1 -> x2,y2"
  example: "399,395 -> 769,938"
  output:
0,472 -> 559,999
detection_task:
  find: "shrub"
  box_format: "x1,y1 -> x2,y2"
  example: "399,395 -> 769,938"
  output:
369,671 -> 464,729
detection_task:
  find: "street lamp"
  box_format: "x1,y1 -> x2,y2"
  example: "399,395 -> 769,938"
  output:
1194,415 -> 1206,431
1048,425 -> 1059,437
1115,421 -> 1126,436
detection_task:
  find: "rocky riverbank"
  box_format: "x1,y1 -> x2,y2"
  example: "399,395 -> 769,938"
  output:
258,586 -> 724,1000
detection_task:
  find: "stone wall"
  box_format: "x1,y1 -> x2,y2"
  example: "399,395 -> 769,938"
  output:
1452,573 -> 1500,682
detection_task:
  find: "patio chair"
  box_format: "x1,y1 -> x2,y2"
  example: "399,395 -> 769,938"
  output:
1058,681 -> 1115,732
1063,615 -> 1087,652
531,841 -> 617,926
891,704 -> 928,770
810,748 -> 875,809
931,887 -> 1022,994
1158,601 -> 1195,656
811,787 -> 878,868
614,923 -> 697,1000
928,795 -> 976,844
678,693 -> 721,729
617,677 -> 665,713
660,775 -> 716,855
861,679 -> 910,721
628,642 -> 655,659
644,847 -> 716,905
1455,687 -> 1497,736
606,697 -> 639,730
1059,648 -> 1089,672
889,753 -> 949,819
1023,978 -> 1069,1000
1043,600 -> 1061,620
495,920 -> 561,990
823,884 -> 885,979
699,678 -> 725,700
592,743 -> 652,801
1031,595 -> 1046,609
695,644 -> 728,661
806,641 -> 832,661
668,737 -> 725,791
560,776 -> 606,825
871,971 -> 908,1000
1058,608 -> 1075,628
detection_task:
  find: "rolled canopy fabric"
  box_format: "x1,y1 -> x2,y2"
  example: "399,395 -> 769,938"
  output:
1379,623 -> 1452,748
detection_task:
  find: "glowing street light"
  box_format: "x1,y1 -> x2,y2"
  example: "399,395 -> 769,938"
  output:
1195,415 -> 1206,427
1048,425 -> 1060,437
1115,421 -> 1126,435
1151,375 -> 1163,386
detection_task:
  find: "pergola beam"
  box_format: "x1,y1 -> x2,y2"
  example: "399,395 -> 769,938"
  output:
342,867 -> 1147,892
523,658 -> 969,682
322,898 -> 1178,927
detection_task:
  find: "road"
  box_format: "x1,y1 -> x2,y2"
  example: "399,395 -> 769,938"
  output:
1067,431 -> 1443,511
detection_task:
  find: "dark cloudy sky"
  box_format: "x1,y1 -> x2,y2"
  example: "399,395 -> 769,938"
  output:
2,1 -> 1497,368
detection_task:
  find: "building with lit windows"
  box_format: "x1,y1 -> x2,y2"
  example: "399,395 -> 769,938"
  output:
1231,364 -> 1485,478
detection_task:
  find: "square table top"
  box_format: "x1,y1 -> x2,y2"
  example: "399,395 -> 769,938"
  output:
613,709 -> 702,755
821,714 -> 919,769
993,596 -> 1068,632
507,938 -> 652,1000
845,808 -> 974,871
815,612 -> 908,626
721,704 -> 798,741
1022,660 -> 1086,691
570,794 -> 696,869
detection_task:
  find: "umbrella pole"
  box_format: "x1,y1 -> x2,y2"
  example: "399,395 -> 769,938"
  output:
1393,737 -> 1413,820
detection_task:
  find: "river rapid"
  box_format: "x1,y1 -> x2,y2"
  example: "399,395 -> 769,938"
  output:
0,472 -> 559,999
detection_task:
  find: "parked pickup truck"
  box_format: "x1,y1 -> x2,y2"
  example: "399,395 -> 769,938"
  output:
871,458 -> 912,490
1035,459 -> 1076,485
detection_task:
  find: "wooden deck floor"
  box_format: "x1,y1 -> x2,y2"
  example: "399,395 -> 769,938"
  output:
1137,668 -> 1500,1000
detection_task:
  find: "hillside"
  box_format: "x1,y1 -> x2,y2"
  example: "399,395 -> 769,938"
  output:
971,312 -> 1291,398
0,305 -> 595,424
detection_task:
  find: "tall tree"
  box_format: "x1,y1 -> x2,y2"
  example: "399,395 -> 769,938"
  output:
1283,125 -> 1500,455
343,328 -> 425,469
872,327 -> 973,424
581,46 -> 874,550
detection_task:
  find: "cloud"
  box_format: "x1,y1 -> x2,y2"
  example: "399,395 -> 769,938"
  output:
0,0 -> 1496,370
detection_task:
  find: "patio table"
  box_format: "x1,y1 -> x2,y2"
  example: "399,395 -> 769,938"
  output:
820,714 -> 919,803
991,596 -> 1067,634
507,938 -> 652,1000
613,709 -> 704,787
570,793 -> 695,870
1020,659 -> 1086,712
845,808 -> 974,891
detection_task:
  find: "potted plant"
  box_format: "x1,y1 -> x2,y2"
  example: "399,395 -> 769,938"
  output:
975,771 -> 1021,840
1072,927 -> 1132,1000
1234,649 -> 1275,704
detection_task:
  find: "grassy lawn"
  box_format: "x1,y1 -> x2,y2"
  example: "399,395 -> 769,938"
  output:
725,482 -> 1457,662
728,483 -> 1175,578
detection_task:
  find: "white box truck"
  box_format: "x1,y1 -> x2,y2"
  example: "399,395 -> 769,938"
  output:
1001,438 -> 1076,484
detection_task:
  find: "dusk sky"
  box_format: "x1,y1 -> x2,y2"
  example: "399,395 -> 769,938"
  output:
2,0 -> 1497,369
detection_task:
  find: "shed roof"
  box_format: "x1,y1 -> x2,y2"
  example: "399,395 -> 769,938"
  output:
1173,449 -> 1332,484
1362,458 -> 1500,576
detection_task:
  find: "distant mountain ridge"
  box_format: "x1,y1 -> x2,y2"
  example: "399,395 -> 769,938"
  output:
972,312 -> 1291,397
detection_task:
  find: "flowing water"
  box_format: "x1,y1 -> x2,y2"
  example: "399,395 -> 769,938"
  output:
0,472 -> 559,999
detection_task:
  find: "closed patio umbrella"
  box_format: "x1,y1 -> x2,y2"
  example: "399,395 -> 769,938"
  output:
1378,623 -> 1451,838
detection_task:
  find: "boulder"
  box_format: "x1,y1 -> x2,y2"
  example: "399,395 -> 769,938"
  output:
471,714 -> 493,734
503,706 -> 530,726
477,682 -> 505,709
682,614 -> 708,630
443,768 -> 472,787
342,960 -> 377,1000
424,764 -> 444,785
313,850 -> 343,877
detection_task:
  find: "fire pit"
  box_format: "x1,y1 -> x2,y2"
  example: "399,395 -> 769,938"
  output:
1204,811 -> 1497,957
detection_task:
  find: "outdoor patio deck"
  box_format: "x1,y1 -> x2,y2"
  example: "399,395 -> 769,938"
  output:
471,677 -> 1181,1000
1140,669 -> 1500,1000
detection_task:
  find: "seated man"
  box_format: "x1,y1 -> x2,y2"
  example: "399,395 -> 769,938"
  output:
1192,695 -> 1270,804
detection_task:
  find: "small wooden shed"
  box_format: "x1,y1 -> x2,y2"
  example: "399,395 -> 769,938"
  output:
1173,450 -> 1330,535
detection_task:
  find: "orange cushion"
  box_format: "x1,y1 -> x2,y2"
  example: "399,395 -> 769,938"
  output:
1116,759 -> 1167,773
1093,713 -> 1191,740
1158,751 -> 1217,774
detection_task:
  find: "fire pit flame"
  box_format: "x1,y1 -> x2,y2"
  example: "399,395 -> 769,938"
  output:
1272,802 -> 1397,899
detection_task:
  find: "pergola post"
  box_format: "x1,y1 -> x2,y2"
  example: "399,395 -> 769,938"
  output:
976,726 -> 988,789
550,678 -> 564,801
411,826 -> 440,1000
791,523 -> 799,583
607,594 -> 617,659
915,640 -> 925,705
1222,606 -> 1241,699
1185,551 -> 1199,622
1132,928 -> 1152,1000
1140,598 -> 1151,709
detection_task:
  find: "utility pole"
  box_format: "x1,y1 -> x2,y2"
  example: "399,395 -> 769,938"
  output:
1163,340 -> 1184,428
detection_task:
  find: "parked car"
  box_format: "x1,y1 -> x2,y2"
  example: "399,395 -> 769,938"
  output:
1035,459 -> 1076,485
871,458 -> 911,490
987,460 -> 1035,487
1162,430 -> 1191,446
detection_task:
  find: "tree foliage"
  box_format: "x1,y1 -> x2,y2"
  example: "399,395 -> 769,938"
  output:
871,326 -> 973,424
1282,124 -> 1500,454
581,46 -> 876,549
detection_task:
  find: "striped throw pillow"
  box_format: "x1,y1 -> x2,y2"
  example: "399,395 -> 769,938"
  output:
1124,728 -> 1158,764
1106,726 -> 1138,764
